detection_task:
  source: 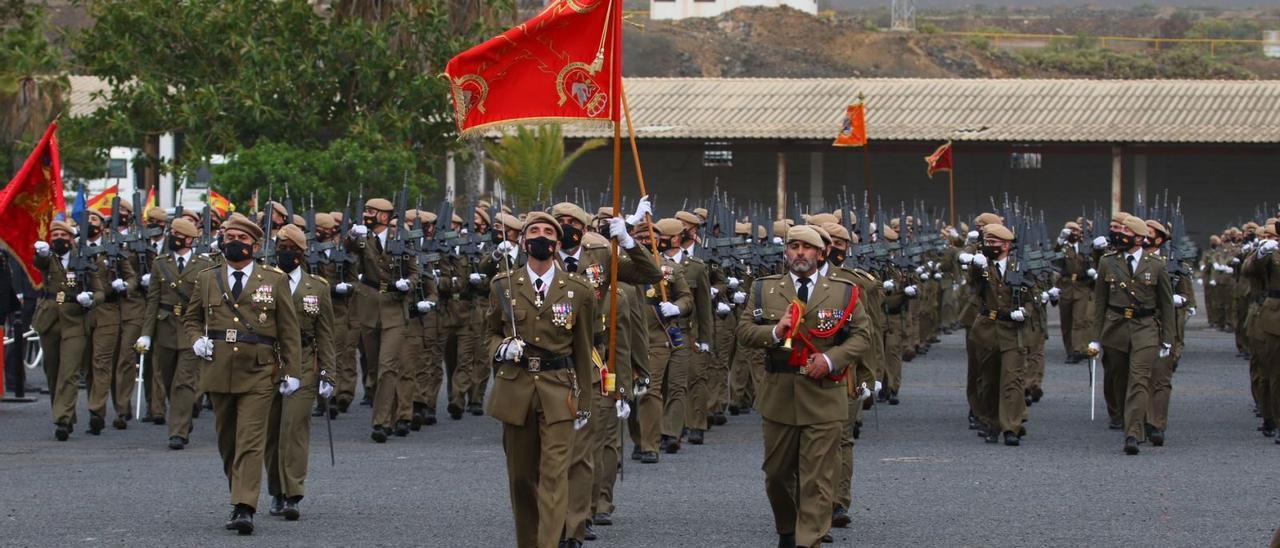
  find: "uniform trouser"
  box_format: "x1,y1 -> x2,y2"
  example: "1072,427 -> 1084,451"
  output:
592,390 -> 621,517
1148,351 -> 1176,431
266,358 -> 317,500
40,328 -> 85,426
463,298 -> 492,407
395,322 -> 423,421
112,320 -> 142,419
709,314 -> 736,413
564,382 -> 600,542
940,282 -> 957,328
331,313 -> 358,407
729,343 -> 764,409
638,344 -> 672,452
1026,331 -> 1046,391
417,315 -> 448,410
975,345 -> 1026,434
657,344 -> 692,440
1235,295 -> 1251,352
1060,293 -> 1090,355
762,418 -> 841,547
835,395 -> 858,509
1102,344 -> 1155,441
150,345 -> 179,418
503,392 -> 573,548
1254,335 -> 1280,423
453,304 -> 480,408
964,328 -> 982,417
363,324 -> 407,428
88,322 -> 121,420
168,350 -> 203,441
686,348 -> 710,431
211,386 -> 274,509
882,314 -> 904,392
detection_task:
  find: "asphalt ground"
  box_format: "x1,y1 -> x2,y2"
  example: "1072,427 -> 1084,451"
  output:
2,293 -> 1278,546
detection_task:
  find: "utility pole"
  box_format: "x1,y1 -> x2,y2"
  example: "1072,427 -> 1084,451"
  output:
891,0 -> 915,32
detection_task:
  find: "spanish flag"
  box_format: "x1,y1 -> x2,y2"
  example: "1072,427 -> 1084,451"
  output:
208,189 -> 232,217
143,186 -> 158,217
833,101 -> 867,148
925,141 -> 953,179
86,183 -> 119,214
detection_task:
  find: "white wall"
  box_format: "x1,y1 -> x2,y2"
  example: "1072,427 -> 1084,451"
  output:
650,0 -> 816,21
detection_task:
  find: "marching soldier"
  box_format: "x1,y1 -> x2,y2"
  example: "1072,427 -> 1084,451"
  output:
313,212 -> 359,416
1144,219 -> 1193,446
485,212 -> 596,548
634,218 -> 695,460
1088,215 -> 1175,455
32,220 -> 93,441
181,215 -> 303,534
84,209 -> 138,435
1242,223 -> 1279,442
737,225 -> 873,548
138,205 -> 169,419
264,225 -> 335,520
967,224 -> 1032,446
1055,221 -> 1094,364
110,199 -> 150,430
674,210 -> 715,446
878,226 -> 910,406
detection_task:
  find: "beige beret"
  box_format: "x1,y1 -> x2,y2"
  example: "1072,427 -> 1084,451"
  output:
475,207 -> 492,226
277,224 -> 307,249
419,211 -> 438,224
675,211 -> 702,226
496,212 -> 523,232
786,225 -> 824,249
1123,216 -> 1149,237
223,214 -> 265,241
1145,219 -> 1169,239
451,213 -> 464,225
756,226 -> 767,240
50,220 -> 76,236
821,221 -> 850,242
145,207 -> 168,223
694,208 -> 708,221
181,209 -> 201,224
773,220 -> 789,238
118,199 -> 134,214
1112,211 -> 1132,224
1264,224 -> 1278,238
595,207 -> 615,220
170,217 -> 199,239
330,212 -> 344,224
974,212 -> 1002,227
734,222 -> 751,236
1064,221 -> 1081,231
983,223 -> 1016,242
315,212 -> 336,230
883,227 -> 899,242
550,202 -> 591,226
810,224 -> 832,246
1209,235 -> 1221,245
291,214 -> 305,228
654,218 -> 685,237
807,213 -> 838,226
266,201 -> 287,218
522,211 -> 562,239
365,198 -> 393,212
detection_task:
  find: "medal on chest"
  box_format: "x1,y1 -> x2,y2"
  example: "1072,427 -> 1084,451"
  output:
302,294 -> 320,315
252,284 -> 274,305
661,265 -> 674,282
534,290 -> 544,308
66,272 -> 76,285
552,302 -> 575,330
585,263 -> 604,287
816,308 -> 843,331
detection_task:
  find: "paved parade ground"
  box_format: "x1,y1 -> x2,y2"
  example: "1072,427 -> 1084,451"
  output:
2,303 -> 1277,547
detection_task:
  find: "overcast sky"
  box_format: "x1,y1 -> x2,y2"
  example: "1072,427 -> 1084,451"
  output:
835,0 -> 1274,7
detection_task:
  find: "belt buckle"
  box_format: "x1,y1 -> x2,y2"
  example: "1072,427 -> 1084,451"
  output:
988,310 -> 998,320
1071,273 -> 1078,281
379,282 -> 388,293
55,291 -> 65,304
225,329 -> 238,343
527,357 -> 541,372
173,304 -> 183,316
1124,308 -> 1134,319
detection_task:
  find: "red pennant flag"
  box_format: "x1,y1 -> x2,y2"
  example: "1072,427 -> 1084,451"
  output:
86,182 -> 119,214
444,0 -> 623,136
0,122 -> 66,288
925,141 -> 953,179
833,102 -> 867,147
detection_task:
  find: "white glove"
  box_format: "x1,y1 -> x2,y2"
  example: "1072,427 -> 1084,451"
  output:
710,287 -> 719,299
1158,343 -> 1172,358
933,272 -> 943,280
1209,279 -> 1218,287
1230,257 -> 1241,266
1087,341 -> 1101,356
1196,278 -> 1204,286
927,261 -> 936,269
1040,291 -> 1050,304
615,400 -> 631,419
193,336 -> 214,360
1260,240 -> 1279,254
1061,228 -> 1072,238
633,377 -> 650,397
140,273 -> 151,288
1048,287 -> 1061,299
883,279 -> 896,292
495,240 -> 517,256
856,382 -> 873,401
727,277 -> 740,289
496,338 -> 525,361
1086,268 -> 1097,279
318,380 -> 334,399
716,302 -> 732,316
1092,236 -> 1108,248
1010,308 -> 1026,322
134,336 -> 152,353
574,414 -> 589,431
34,240 -> 50,256
394,278 -> 411,292
76,292 -> 94,308
279,375 -> 300,396
904,285 -> 918,297
469,273 -> 483,284
416,300 -> 435,313
771,236 -> 784,245
1188,307 -> 1198,317
966,230 -> 980,243
696,342 -> 710,353
958,252 -> 974,264
1173,295 -> 1187,308
659,302 -> 681,318
351,224 -> 369,237
111,278 -> 128,293
607,217 -> 635,249
626,195 -> 653,226
732,291 -> 746,304
1243,242 -> 1256,253
335,282 -> 352,295
972,254 -> 988,268
915,266 -> 925,275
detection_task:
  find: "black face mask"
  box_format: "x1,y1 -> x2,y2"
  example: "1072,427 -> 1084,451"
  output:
1067,234 -> 1079,243
51,239 -> 71,255
88,226 -> 102,239
146,223 -> 162,231
525,237 -> 556,261
559,224 -> 582,249
169,237 -> 187,252
657,239 -> 673,253
1108,230 -> 1126,247
490,231 -> 503,244
828,249 -> 847,266
276,249 -> 302,272
221,240 -> 253,262
363,215 -> 378,228
982,245 -> 1002,260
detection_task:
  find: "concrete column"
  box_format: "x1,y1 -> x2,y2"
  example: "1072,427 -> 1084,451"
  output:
158,133 -> 176,209
1133,152 -> 1147,213
809,151 -> 823,212
445,150 -> 456,203
1110,145 -> 1123,216
776,152 -> 786,221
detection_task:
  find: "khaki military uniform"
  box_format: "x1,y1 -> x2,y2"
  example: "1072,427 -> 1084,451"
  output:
316,246 -> 360,410
486,265 -> 595,548
636,258 -> 694,454
183,262 -> 303,509
674,249 -> 713,437
1149,257 -> 1195,434
86,241 -> 138,427
142,251 -> 217,443
879,262 -> 910,398
349,228 -> 421,431
33,250 -> 94,429
737,271 -> 873,547
1243,249 -> 1280,430
1056,242 -> 1095,359
968,258 -> 1032,436
833,265 -> 884,514
422,253 -> 467,419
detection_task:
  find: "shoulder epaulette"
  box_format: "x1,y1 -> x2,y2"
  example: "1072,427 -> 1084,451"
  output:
308,273 -> 330,286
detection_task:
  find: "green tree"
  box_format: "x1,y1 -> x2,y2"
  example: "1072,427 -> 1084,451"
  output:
483,125 -> 605,211
0,5 -> 69,176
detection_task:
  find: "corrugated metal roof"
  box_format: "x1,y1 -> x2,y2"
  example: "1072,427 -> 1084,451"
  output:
68,75 -> 111,118
563,77 -> 1280,143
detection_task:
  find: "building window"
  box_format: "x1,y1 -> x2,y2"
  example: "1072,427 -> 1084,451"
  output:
703,142 -> 732,167
1010,151 -> 1041,170
107,159 -> 128,179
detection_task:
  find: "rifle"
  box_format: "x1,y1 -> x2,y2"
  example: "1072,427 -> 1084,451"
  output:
124,190 -> 153,276
194,206 -> 214,256
304,195 -> 333,272
330,192 -> 356,284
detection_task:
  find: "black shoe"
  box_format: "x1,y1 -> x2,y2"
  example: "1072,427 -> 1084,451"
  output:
360,395 -> 373,407
593,513 -> 613,526
410,411 -> 425,431
778,533 -> 797,548
876,390 -> 889,403
968,411 -> 979,430
1124,436 -> 1139,455
424,409 -> 438,426
1150,429 -> 1165,447
203,395 -> 213,410
54,423 -> 70,441
711,412 -> 727,426
665,437 -> 681,454
282,497 -> 301,521
1262,420 -> 1276,437
312,404 -> 325,417
659,436 -> 669,453
1025,393 -> 1033,407
822,531 -> 834,543
728,405 -> 741,416
230,504 -> 254,535
328,402 -> 339,420
688,429 -> 705,445
983,429 -> 998,443
631,446 -> 642,461
1108,419 -> 1123,430
269,496 -> 285,517
584,521 -> 598,540
371,426 -> 388,443
1031,387 -> 1044,403
560,540 -> 582,548
467,402 -> 484,416
831,505 -> 851,528
88,414 -> 105,435
393,420 -> 410,437
112,416 -> 128,430
1003,431 -> 1020,446
225,508 -> 238,530
168,436 -> 186,450
140,415 -> 156,423
338,399 -> 352,413
152,416 -> 166,426
888,391 -> 900,405
639,451 -> 659,464
447,402 -> 464,420
852,424 -> 860,439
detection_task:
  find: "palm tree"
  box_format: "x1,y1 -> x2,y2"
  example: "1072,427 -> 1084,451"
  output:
0,9 -> 67,176
483,124 -> 605,211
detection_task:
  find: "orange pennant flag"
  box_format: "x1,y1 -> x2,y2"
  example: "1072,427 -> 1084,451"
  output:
925,141 -> 953,179
86,183 -> 119,214
833,102 -> 867,148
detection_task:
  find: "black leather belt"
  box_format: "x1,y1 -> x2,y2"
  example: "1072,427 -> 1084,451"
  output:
301,334 -> 315,347
885,303 -> 907,315
159,302 -> 185,315
360,278 -> 389,292
1109,305 -> 1155,319
207,329 -> 277,346
1268,290 -> 1280,299
980,308 -> 1018,322
520,349 -> 573,372
38,290 -> 57,299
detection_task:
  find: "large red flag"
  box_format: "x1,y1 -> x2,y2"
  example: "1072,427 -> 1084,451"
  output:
444,0 -> 623,136
925,141 -> 953,179
0,122 -> 65,288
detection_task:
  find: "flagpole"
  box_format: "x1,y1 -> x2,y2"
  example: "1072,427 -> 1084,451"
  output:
948,143 -> 956,228
621,83 -> 669,301
606,118 -> 622,394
